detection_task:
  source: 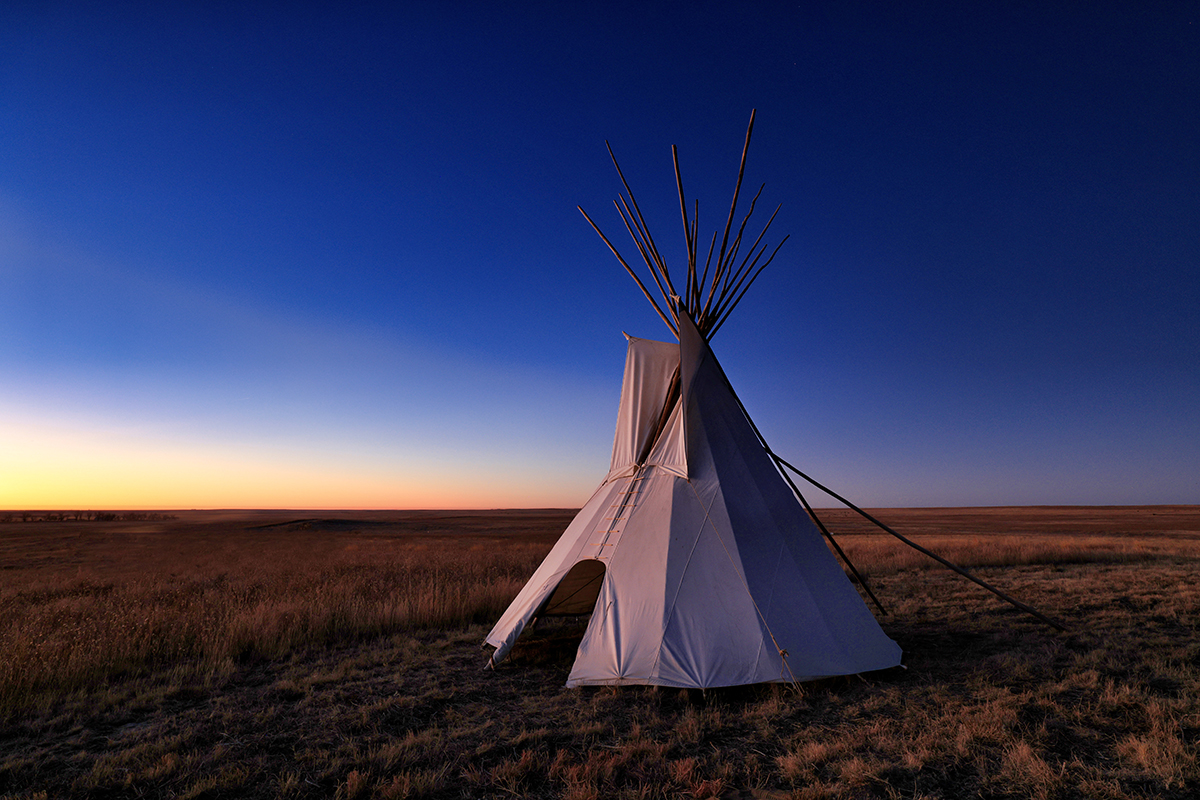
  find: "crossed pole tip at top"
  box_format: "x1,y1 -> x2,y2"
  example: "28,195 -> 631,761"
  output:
578,109 -> 788,342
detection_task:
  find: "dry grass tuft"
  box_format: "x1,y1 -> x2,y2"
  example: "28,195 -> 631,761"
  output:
999,740 -> 1060,800
1115,699 -> 1196,787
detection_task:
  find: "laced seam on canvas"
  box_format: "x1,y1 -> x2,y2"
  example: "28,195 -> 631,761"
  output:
591,464 -> 647,557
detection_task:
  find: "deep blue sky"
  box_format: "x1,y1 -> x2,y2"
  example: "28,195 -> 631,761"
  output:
3,1 -> 1197,508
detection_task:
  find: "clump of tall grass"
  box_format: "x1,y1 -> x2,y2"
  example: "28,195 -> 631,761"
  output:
0,543 -> 544,714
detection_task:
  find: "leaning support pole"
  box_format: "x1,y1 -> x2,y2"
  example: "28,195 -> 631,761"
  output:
773,455 -> 1069,633
786,473 -> 889,616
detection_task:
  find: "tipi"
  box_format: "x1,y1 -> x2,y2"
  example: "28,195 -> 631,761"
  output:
485,112 -> 904,688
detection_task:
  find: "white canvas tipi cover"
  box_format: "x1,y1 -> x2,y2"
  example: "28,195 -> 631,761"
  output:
486,314 -> 902,687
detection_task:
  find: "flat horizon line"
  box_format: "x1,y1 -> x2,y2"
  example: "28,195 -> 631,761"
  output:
3,504 -> 1197,514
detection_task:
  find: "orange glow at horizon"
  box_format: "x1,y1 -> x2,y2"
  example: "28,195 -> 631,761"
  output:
1,419 -> 583,510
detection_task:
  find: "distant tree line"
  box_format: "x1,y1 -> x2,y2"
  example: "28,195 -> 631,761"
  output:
0,511 -> 179,523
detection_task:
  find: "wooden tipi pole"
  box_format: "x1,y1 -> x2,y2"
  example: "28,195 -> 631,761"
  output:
773,455 -> 1068,632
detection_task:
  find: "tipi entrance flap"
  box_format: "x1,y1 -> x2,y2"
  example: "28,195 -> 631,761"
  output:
483,478 -> 626,664
610,336 -> 681,474
539,560 -> 606,616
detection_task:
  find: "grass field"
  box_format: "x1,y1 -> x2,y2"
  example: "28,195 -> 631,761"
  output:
1,506 -> 1198,799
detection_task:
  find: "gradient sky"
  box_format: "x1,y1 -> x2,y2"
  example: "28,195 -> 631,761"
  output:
3,1 -> 1197,509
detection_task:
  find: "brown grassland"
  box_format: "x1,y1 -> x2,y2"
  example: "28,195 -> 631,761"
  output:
1,506 -> 1198,799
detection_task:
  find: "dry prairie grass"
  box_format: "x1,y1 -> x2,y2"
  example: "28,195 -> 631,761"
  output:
0,511 -> 562,714
1,506 -> 1198,799
823,505 -> 1200,574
